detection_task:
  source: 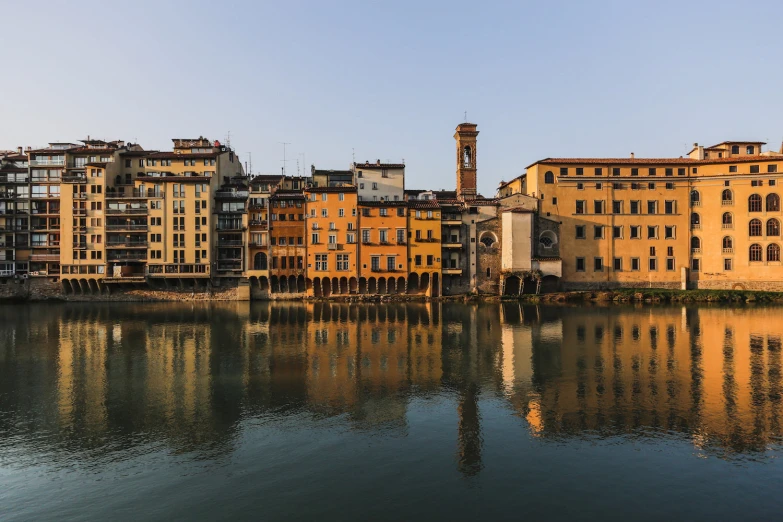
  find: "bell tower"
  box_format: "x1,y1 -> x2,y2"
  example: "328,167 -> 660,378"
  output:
455,123 -> 479,200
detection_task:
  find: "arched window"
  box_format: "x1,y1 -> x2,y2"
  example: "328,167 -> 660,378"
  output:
722,236 -> 733,250
731,145 -> 740,154
544,171 -> 554,184
463,146 -> 472,168
722,212 -> 733,228
749,194 -> 762,212
767,193 -> 780,212
254,252 -> 268,270
750,244 -> 763,262
691,213 -> 700,228
768,244 -> 781,262
690,190 -> 700,205
691,236 -> 701,251
768,218 -> 781,236
721,189 -> 733,203
747,145 -> 755,154
749,219 -> 763,236
479,232 -> 497,249
539,230 -> 558,249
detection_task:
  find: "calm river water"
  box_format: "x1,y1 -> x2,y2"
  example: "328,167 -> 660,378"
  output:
1,302 -> 782,521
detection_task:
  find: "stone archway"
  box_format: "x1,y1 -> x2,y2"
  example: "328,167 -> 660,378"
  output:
349,277 -> 358,294
339,277 -> 348,294
431,272 -> 439,297
378,277 -> 387,294
359,277 -> 367,294
504,275 -> 521,295
407,273 -> 419,295
368,277 -> 377,294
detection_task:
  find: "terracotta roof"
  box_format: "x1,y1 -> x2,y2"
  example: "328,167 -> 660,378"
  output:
250,174 -> 284,184
85,162 -> 107,168
313,169 -> 352,176
146,152 -> 218,160
707,140 -> 766,148
358,200 -> 407,207
353,162 -> 405,169
530,154 -> 783,170
406,200 -> 440,209
532,257 -> 561,261
270,191 -> 305,200
502,206 -> 535,214
29,148 -> 69,154
68,147 -> 117,154
305,186 -> 357,193
120,150 -> 155,157
2,154 -> 27,161
465,198 -> 499,206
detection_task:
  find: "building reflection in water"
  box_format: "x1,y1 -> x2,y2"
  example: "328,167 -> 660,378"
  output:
0,302 -> 782,475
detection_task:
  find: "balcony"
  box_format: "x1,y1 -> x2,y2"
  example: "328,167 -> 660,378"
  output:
442,219 -> 461,225
249,220 -> 268,230
443,242 -> 462,248
216,261 -> 243,272
215,189 -> 249,200
691,200 -> 701,207
73,192 -> 87,199
107,251 -> 148,261
691,224 -> 701,230
0,192 -> 17,200
0,269 -> 15,277
442,267 -> 463,275
722,224 -> 733,229
72,243 -> 87,250
147,264 -> 210,277
106,189 -> 158,199
72,208 -> 87,216
217,239 -> 244,247
30,159 -> 65,167
62,174 -> 87,183
216,224 -> 246,232
691,248 -> 702,254
106,224 -> 148,231
106,241 -> 148,249
722,248 -> 734,254
215,206 -> 247,214
30,253 -> 60,262
249,241 -> 267,248
105,207 -> 148,215
722,200 -> 733,206
327,243 -> 340,250
31,241 -> 60,247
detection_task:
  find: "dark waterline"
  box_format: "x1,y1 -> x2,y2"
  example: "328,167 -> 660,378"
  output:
1,302 -> 782,521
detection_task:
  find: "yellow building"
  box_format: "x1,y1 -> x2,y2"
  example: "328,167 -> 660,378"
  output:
406,200 -> 441,295
517,140 -> 783,290
357,201 -> 408,294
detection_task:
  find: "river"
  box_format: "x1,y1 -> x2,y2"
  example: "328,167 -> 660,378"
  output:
1,302 -> 782,521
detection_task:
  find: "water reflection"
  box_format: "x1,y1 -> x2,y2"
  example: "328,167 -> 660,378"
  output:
1,302 -> 783,478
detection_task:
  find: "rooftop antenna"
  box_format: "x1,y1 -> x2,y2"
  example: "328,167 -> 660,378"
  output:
352,148 -> 355,164
296,158 -> 300,177
464,111 -> 467,122
226,131 -> 231,150
279,142 -> 291,176
299,153 -> 306,177
247,152 -> 252,177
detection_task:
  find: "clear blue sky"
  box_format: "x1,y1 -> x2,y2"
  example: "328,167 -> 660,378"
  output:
2,0 -> 782,196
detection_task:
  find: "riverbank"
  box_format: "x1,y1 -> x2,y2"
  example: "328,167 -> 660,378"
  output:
513,288 -> 783,304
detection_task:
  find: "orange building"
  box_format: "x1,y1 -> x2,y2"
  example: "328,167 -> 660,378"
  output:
304,186 -> 358,296
269,190 -> 306,293
357,201 -> 408,294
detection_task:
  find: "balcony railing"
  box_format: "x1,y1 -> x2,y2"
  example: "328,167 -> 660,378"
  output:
72,208 -> 87,216
147,264 -> 210,276
691,200 -> 701,207
249,220 -> 268,229
108,251 -> 148,261
106,224 -> 148,231
106,189 -> 160,199
691,224 -> 701,230
722,200 -> 733,206
215,190 -> 249,199
216,224 -> 246,231
62,175 -> 87,183
73,193 -> 87,199
217,239 -> 244,247
722,224 -> 733,229
105,207 -> 148,215
30,254 -> 60,262
30,159 -> 65,166
106,241 -> 148,248
691,248 -> 702,254
722,248 -> 734,254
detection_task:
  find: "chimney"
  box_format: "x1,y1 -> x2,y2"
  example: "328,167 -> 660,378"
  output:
376,159 -> 381,166
25,146 -> 31,152
17,146 -> 22,155
630,152 -> 635,159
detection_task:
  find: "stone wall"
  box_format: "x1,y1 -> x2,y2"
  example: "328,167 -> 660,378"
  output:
476,216 -> 501,294
561,281 -> 682,291
692,281 -> 783,291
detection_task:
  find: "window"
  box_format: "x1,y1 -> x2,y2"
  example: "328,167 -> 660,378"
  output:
731,145 -> 740,154
631,168 -> 638,177
665,226 -> 675,239
749,244 -> 763,262
772,180 -> 778,187
594,257 -> 604,271
721,189 -> 733,205
665,182 -> 674,190
748,145 -> 756,154
630,258 -> 639,271
612,200 -> 622,214
338,193 -> 345,201
769,165 -> 778,173
594,225 -> 604,239
648,258 -> 657,271
729,165 -> 738,173
647,168 -> 656,176
372,182 -> 378,190
749,219 -> 763,236
666,258 -> 675,271
750,165 -> 760,174
648,183 -> 655,190
630,225 -> 641,239
691,213 -> 700,229
595,182 -> 602,190
664,200 -> 675,214
577,183 -> 584,190
575,225 -> 586,239
552,197 -> 558,205
749,194 -> 762,211
722,236 -> 734,253
576,168 -> 584,176
724,258 -> 733,271
690,190 -> 700,206
613,257 -> 622,271
768,218 -> 781,236
767,194 -> 780,212
667,246 -> 674,256
677,168 -> 685,176
722,212 -> 733,228
691,236 -> 701,252
315,254 -> 328,271
630,201 -> 640,214
691,258 -> 700,271
560,167 -> 568,176
612,168 -> 620,176
752,180 -> 763,187
426,255 -> 434,266
613,226 -> 623,239
594,200 -> 604,214
647,200 -> 657,214
414,255 -> 422,266
665,168 -> 673,177
575,200 -> 586,214
769,243 -> 781,262
576,257 -> 585,271
336,254 -> 349,271
544,171 -> 554,184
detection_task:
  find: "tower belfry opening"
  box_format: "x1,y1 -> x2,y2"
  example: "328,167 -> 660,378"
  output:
455,123 -> 479,200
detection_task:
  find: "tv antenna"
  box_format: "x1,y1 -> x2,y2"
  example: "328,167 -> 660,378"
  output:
247,152 -> 252,177
279,142 -> 291,176
464,111 -> 467,122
